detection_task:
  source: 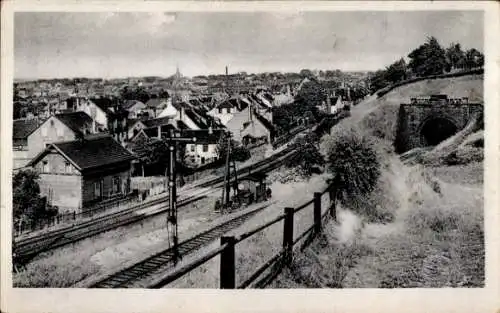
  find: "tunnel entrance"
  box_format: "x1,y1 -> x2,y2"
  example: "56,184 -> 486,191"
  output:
420,118 -> 458,147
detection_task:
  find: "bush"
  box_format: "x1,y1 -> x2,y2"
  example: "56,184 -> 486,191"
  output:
325,126 -> 381,207
232,145 -> 251,162
285,132 -> 324,177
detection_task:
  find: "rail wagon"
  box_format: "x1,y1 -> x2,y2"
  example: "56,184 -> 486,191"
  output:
236,172 -> 271,205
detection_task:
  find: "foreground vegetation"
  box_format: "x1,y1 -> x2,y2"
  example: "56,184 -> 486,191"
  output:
271,71 -> 484,288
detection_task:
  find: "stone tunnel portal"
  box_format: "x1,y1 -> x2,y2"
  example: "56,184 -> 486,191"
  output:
420,117 -> 459,147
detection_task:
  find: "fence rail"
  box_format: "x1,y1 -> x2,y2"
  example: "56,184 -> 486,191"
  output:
14,191 -> 139,236
148,177 -> 339,289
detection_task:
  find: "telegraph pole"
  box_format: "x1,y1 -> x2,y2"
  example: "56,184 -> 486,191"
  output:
221,133 -> 231,211
163,129 -> 196,264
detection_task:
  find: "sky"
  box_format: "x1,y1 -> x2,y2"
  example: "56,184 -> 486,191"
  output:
14,11 -> 483,79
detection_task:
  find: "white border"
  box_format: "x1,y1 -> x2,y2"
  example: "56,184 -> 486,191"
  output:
1,2 -> 499,313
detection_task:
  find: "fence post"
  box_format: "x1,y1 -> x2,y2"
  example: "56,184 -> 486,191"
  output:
314,192 -> 322,234
283,207 -> 294,266
220,236 -> 236,289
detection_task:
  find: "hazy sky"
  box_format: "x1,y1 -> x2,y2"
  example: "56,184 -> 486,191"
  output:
15,11 -> 483,79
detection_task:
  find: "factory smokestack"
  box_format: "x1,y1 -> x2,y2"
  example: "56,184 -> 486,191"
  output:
225,66 -> 228,76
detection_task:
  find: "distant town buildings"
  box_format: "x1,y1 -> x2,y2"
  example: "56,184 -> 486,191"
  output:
14,68 -> 369,213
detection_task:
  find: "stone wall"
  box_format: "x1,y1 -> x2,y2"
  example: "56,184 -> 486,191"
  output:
395,103 -> 483,153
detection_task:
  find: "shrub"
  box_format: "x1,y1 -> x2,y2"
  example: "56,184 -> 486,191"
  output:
285,132 -> 324,177
325,126 -> 381,208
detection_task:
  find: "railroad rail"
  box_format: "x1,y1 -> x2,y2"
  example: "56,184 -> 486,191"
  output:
89,203 -> 272,288
13,144 -> 299,266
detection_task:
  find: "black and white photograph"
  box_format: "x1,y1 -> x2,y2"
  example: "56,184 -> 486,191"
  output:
1,1 -> 499,313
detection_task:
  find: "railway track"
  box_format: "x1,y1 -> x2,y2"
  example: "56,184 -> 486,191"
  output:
13,144 -> 299,266
89,203 -> 272,288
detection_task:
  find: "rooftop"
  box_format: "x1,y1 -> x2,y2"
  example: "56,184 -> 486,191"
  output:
29,135 -> 135,171
55,111 -> 94,135
13,118 -> 41,140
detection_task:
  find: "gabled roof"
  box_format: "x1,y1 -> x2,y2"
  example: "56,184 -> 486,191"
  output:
28,135 -> 135,172
89,97 -> 115,113
216,100 -> 235,109
145,98 -> 169,109
55,111 -> 93,135
13,118 -> 41,140
142,116 -> 173,128
253,110 -> 276,134
176,120 -> 189,130
263,93 -> 274,102
123,99 -> 145,110
128,128 -> 151,144
184,109 -> 208,129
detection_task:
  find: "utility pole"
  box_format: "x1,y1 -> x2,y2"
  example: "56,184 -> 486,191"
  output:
163,129 -> 196,264
221,133 -> 232,211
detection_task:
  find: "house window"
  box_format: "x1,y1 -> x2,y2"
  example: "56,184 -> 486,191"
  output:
65,162 -> 71,174
190,144 -> 195,152
113,176 -> 121,194
218,107 -> 222,114
227,108 -> 231,114
94,181 -> 102,199
202,144 -> 209,152
201,157 -> 205,164
42,161 -> 49,173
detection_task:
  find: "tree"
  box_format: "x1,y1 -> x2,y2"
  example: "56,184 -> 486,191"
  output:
295,80 -> 327,108
445,43 -> 465,72
286,132 -> 324,177
159,89 -> 170,99
120,86 -> 151,103
464,48 -> 484,70
384,58 -> 408,84
216,136 -> 251,163
408,36 -> 447,76
368,70 -> 390,94
129,138 -> 171,176
13,170 -> 51,230
299,69 -> 313,78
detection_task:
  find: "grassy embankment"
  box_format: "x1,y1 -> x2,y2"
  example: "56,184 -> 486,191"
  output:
272,74 -> 485,288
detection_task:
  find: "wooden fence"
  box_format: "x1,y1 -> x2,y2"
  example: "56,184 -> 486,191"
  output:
15,191 -> 139,236
147,177 -> 340,289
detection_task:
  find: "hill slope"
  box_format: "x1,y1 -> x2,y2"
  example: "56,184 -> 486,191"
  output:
350,74 -> 484,143
273,74 -> 484,288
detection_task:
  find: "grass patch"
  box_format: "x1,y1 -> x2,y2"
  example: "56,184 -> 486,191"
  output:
14,257 -> 100,287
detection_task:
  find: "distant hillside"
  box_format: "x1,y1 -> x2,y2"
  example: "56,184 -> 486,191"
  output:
346,74 -> 483,143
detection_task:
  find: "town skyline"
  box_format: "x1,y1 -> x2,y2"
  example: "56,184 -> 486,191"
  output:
15,11 -> 483,79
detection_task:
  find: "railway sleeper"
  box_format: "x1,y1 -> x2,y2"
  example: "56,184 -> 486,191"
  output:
138,264 -> 162,271
147,258 -> 171,265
